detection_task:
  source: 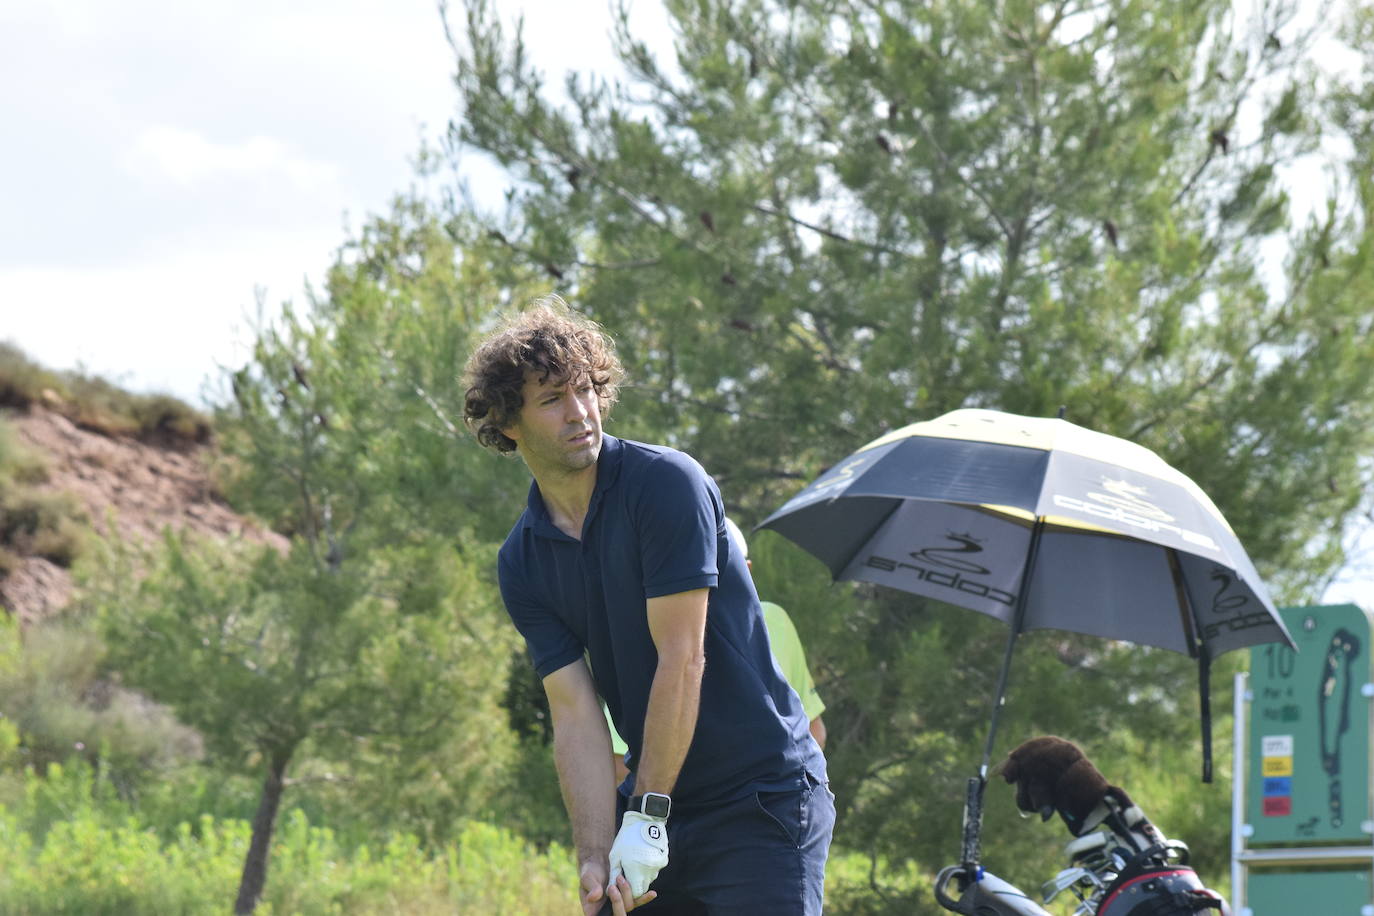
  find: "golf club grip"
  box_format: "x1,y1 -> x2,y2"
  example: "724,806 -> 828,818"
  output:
961,776 -> 983,867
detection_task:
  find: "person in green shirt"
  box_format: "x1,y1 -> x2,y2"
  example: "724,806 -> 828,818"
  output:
606,517 -> 827,783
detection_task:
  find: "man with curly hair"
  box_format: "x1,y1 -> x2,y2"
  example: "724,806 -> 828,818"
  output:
464,297 -> 832,916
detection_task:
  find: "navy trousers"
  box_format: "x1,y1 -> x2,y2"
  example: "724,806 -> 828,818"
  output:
609,772 -> 835,915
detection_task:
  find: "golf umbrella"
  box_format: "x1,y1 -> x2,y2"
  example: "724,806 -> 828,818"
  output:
757,408 -> 1294,866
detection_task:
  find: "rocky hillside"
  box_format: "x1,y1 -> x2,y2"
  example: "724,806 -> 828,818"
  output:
0,406 -> 286,625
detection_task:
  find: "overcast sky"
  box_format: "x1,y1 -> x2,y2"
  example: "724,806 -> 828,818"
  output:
0,0 -> 670,405
0,1 -> 1368,610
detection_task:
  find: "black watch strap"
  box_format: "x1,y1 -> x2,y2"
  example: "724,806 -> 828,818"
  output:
627,792 -> 671,818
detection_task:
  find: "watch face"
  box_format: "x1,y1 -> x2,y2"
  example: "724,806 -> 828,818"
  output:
643,793 -> 671,818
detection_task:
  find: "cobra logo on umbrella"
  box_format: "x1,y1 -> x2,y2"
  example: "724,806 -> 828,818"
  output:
853,503 -> 1026,616
912,531 -> 992,574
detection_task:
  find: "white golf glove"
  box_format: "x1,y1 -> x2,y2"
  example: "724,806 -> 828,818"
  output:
608,810 -> 669,897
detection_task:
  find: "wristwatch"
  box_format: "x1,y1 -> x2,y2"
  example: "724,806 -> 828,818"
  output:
627,792 -> 671,819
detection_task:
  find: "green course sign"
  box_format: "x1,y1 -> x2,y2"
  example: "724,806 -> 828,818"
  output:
1246,867 -> 1371,916
1247,604 -> 1373,846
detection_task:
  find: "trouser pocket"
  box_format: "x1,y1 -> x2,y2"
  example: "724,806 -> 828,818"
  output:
754,787 -> 805,848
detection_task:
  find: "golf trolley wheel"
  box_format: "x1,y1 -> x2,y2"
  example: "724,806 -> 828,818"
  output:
934,864 -> 1055,916
934,865 -> 973,913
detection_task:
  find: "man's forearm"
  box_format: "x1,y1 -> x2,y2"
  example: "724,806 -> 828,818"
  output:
554,711 -> 617,864
634,652 -> 705,795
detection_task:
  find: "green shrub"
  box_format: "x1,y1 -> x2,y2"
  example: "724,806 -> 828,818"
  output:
0,414 -> 80,579
128,394 -> 214,447
0,489 -> 87,569
822,848 -> 937,915
488,734 -> 573,850
0,343 -> 211,449
58,374 -> 142,439
0,617 -> 203,783
0,760 -> 578,915
120,765 -> 261,842
0,417 -> 48,486
0,344 -> 65,412
60,374 -> 212,448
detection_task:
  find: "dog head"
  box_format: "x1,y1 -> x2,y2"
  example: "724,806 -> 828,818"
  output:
998,736 -> 1134,836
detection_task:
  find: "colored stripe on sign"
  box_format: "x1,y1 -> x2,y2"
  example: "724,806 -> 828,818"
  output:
1262,796 -> 1292,816
1263,777 -> 1292,796
1261,735 -> 1294,757
1262,756 -> 1293,777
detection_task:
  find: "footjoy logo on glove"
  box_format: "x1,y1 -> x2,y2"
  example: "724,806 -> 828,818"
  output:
646,824 -> 662,841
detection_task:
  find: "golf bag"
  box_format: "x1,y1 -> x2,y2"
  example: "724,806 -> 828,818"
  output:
934,737 -> 1230,916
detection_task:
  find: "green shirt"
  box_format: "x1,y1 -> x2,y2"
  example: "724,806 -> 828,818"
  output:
605,601 -> 824,755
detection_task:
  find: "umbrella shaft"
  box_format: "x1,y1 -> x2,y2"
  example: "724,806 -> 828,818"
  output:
978,520 -> 1045,776
965,519 -> 1046,868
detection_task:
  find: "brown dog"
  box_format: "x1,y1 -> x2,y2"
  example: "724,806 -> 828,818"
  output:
998,736 -> 1136,837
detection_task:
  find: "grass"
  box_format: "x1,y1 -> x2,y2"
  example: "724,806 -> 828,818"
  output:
0,342 -> 211,449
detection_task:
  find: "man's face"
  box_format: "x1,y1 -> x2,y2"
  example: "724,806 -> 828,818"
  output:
503,370 -> 603,475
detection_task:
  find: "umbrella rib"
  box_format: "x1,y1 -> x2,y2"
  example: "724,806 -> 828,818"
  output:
1168,547 -> 1216,783
827,500 -> 903,582
1166,548 -> 1200,659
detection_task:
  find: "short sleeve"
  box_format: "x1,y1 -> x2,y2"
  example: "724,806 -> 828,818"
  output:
498,549 -> 584,679
635,452 -> 721,599
762,601 -> 826,720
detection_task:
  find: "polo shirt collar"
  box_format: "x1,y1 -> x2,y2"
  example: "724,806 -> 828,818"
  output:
522,433 -> 625,539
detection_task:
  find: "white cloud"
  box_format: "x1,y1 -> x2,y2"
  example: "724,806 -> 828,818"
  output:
125,125 -> 343,190
0,0 -> 670,402
0,226 -> 340,406
0,0 -> 457,269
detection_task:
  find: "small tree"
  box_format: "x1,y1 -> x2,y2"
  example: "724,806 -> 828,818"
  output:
91,199 -> 531,913
93,531 -> 511,913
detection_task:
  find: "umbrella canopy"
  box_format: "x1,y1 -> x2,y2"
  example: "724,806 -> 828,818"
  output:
760,408 -> 1292,659
758,408 -> 1295,867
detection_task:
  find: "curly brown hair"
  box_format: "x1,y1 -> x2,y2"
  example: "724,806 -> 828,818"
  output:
462,296 -> 624,454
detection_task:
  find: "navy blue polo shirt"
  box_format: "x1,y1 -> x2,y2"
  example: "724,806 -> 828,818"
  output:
498,435 -> 824,806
